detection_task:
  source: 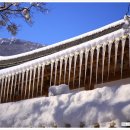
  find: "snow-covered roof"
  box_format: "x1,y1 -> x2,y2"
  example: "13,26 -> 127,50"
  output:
0,28 -> 127,77
0,19 -> 124,61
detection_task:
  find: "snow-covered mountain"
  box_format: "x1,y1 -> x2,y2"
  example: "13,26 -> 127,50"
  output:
0,38 -> 44,56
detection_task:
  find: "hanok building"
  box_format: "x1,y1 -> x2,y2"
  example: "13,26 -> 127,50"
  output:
0,16 -> 130,103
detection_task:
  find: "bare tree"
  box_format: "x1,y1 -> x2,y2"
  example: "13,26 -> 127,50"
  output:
0,2 -> 48,35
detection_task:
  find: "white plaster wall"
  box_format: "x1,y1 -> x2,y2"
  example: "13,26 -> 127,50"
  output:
95,78 -> 130,88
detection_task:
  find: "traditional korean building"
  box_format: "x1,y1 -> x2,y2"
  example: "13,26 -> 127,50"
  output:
0,16 -> 130,103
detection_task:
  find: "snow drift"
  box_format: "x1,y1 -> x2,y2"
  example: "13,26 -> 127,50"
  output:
48,84 -> 70,96
0,83 -> 130,127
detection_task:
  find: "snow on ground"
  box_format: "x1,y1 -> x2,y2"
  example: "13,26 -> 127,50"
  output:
0,83 -> 130,127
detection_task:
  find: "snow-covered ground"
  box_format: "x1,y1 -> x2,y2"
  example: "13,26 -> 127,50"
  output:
0,82 -> 130,127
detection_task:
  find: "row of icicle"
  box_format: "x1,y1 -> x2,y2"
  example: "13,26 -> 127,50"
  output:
0,34 -> 129,103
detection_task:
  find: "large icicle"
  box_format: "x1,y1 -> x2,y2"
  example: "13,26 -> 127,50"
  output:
54,60 -> 58,85
0,78 -> 4,103
68,54 -> 73,85
10,74 -> 14,101
6,76 -> 11,102
96,46 -> 100,84
114,39 -> 119,76
102,44 -> 106,83
121,36 -> 126,78
79,50 -> 84,88
13,74 -> 17,101
28,69 -> 33,98
84,49 -> 89,86
89,48 -> 94,88
3,77 -> 7,102
73,52 -> 78,87
21,71 -> 25,98
32,67 -> 36,98
64,56 -> 68,83
40,64 -> 45,96
107,41 -> 112,80
50,61 -> 54,86
24,70 -> 29,99
59,58 -> 63,84
17,73 -> 21,96
129,34 -> 130,67
36,65 -> 41,96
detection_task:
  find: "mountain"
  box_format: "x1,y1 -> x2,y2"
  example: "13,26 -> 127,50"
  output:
0,38 -> 44,56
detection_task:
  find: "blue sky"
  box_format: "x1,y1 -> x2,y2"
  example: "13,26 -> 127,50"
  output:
0,2 -> 129,45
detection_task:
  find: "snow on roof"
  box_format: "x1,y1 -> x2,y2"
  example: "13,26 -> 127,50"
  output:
0,28 -> 126,77
0,19 -> 124,61
0,78 -> 130,127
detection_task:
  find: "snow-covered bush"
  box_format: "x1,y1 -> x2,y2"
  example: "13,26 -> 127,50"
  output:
48,84 -> 70,96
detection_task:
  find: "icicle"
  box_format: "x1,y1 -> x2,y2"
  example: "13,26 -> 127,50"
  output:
129,34 -> 130,67
101,44 -> 106,83
121,36 -> 126,78
17,73 -> 21,95
40,64 -> 45,96
79,50 -> 84,88
54,60 -> 58,85
89,48 -> 94,88
64,56 -> 68,83
59,58 -> 63,84
68,54 -> 73,85
3,77 -> 7,102
73,52 -> 78,87
114,39 -> 119,76
21,71 -> 25,98
13,74 -> 17,101
24,70 -> 29,99
84,49 -> 89,86
6,75 -> 11,102
96,46 -> 100,84
32,67 -> 36,98
50,61 -> 54,86
36,65 -> 41,96
107,41 -> 112,80
28,68 -> 33,98
0,78 -> 4,103
10,74 -> 14,101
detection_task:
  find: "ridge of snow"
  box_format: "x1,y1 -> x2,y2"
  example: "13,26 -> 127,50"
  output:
0,28 -> 125,77
0,19 -> 124,61
0,78 -> 130,127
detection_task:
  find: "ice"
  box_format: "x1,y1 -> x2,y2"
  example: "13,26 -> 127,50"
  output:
84,49 -> 89,86
59,58 -> 63,84
107,41 -> 112,80
36,66 -> 41,96
89,48 -> 94,88
96,46 -> 100,84
102,44 -> 106,83
21,71 -> 25,98
50,62 -> 54,87
6,76 -> 11,102
54,61 -> 58,85
24,70 -> 29,99
114,39 -> 119,75
121,37 -> 126,78
40,64 -> 45,96
28,69 -> 32,98
32,67 -> 36,98
73,53 -> 78,87
79,51 -> 84,88
10,74 -> 14,101
68,55 -> 73,85
64,56 -> 68,83
0,78 -> 4,103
